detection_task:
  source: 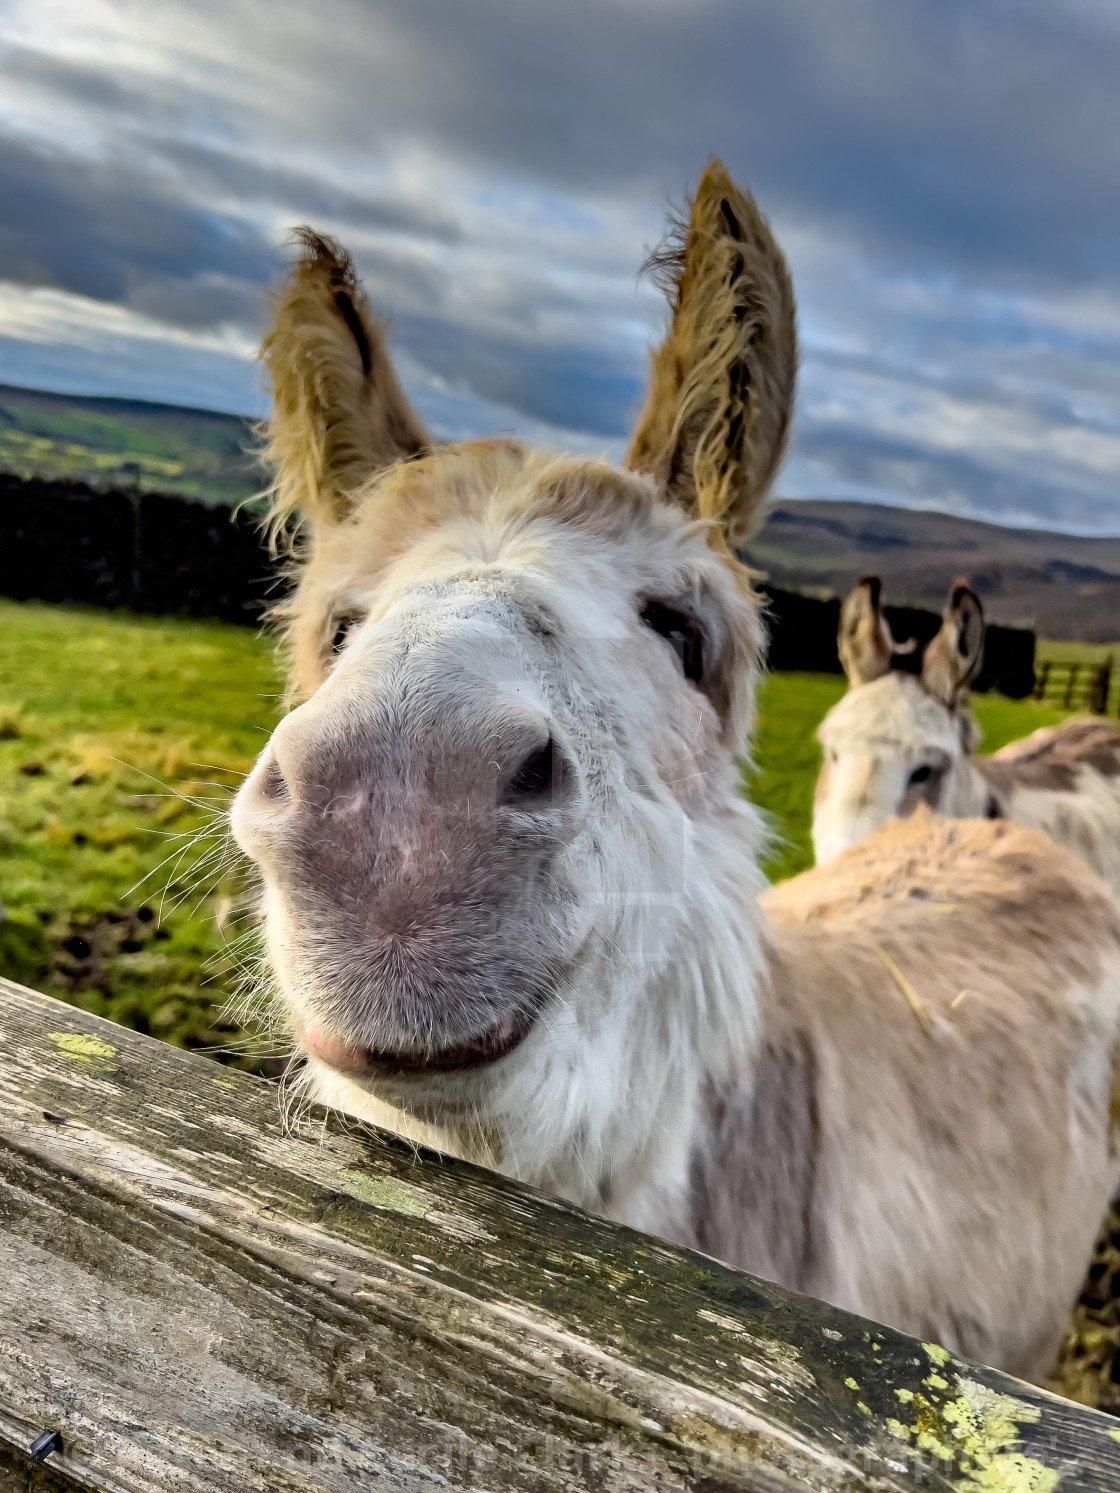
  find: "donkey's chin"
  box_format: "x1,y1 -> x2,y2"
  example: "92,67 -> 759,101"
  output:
303,1007 -> 537,1079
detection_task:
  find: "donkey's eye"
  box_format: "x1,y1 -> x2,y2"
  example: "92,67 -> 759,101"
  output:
329,612 -> 365,654
640,602 -> 705,684
908,763 -> 934,785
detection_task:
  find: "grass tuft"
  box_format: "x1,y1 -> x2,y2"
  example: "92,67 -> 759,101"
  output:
0,598 -> 281,1065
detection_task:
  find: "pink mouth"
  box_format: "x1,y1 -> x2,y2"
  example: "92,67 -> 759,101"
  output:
303,1009 -> 535,1077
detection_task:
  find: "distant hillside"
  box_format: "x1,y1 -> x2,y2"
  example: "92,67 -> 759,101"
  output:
746,499 -> 1120,643
0,383 -> 262,504
2,385 -> 1117,640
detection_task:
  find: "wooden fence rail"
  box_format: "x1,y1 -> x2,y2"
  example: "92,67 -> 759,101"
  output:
2,976 -> 1120,1491
1034,658 -> 1117,716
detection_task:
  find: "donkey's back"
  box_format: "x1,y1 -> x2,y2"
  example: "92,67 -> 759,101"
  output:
751,810 -> 1120,1381
978,717 -> 1120,894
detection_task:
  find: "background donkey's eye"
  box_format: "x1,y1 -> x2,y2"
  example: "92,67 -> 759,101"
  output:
640,601 -> 705,684
908,763 -> 934,785
329,612 -> 365,653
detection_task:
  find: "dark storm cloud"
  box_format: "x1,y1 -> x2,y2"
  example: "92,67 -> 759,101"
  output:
0,43 -> 170,123
0,0 -> 1117,529
792,416 -> 1116,535
0,131 -> 277,326
154,141 -> 466,246
22,0 -> 1120,290
275,0 -> 1120,288
392,309 -> 642,438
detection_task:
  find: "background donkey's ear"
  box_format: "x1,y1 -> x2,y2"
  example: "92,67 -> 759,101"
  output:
921,580 -> 985,709
259,229 -> 429,533
838,575 -> 897,685
624,160 -> 796,547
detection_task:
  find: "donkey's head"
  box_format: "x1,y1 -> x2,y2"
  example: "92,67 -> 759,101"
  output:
231,164 -> 796,1179
812,578 -> 985,864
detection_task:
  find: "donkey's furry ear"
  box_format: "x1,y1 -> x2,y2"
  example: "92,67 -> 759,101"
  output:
259,229 -> 429,533
922,580 -> 985,709
624,160 -> 796,547
838,575 -> 897,686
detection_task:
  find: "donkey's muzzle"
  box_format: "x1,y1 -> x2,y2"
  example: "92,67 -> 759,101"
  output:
231,679 -> 585,1060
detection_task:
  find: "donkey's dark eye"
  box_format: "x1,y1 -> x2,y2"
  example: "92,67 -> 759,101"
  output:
641,601 -> 705,684
908,764 -> 934,785
330,612 -> 365,653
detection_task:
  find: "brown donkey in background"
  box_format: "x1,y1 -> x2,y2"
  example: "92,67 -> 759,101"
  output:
231,160 -> 1120,1383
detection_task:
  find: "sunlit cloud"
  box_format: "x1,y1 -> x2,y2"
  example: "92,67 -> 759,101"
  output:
0,0 -> 1116,532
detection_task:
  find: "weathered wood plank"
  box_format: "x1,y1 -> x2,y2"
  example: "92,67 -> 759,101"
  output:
1,976 -> 1119,1491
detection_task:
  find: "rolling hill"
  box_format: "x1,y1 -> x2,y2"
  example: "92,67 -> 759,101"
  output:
0,383 -> 262,504
1,384 -> 1117,639
745,500 -> 1120,643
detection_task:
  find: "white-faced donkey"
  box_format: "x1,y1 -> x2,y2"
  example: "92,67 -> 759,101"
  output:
814,574 -> 1120,893
232,160 -> 1120,1383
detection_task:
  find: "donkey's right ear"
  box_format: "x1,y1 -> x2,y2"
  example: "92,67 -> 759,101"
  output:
624,160 -> 796,550
259,230 -> 429,533
837,575 -> 897,685
921,580 -> 985,709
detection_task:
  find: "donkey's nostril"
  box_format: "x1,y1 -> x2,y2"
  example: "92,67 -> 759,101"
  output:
506,736 -> 555,802
258,755 -> 290,802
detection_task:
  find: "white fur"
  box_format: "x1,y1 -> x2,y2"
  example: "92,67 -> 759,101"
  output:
232,174 -> 1120,1384
235,495 -> 770,1227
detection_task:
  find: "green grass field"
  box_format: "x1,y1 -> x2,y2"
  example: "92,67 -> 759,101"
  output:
0,599 -> 1097,1057
0,600 -> 283,1059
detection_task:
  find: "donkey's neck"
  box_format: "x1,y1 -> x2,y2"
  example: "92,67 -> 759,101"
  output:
970,751 -> 1063,820
534,794 -> 772,1224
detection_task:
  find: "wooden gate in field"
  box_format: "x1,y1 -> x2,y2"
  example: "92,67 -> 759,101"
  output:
2,975 -> 1120,1492
1034,657 -> 1116,715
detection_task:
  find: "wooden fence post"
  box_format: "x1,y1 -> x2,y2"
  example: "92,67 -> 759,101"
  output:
2,975 -> 1120,1491
1099,665 -> 1117,716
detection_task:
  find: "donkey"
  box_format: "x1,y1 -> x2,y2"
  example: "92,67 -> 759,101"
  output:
813,576 -> 1120,892
231,162 -> 1120,1381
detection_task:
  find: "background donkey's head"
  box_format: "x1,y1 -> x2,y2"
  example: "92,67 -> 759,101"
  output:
813,577 -> 985,863
231,163 -> 796,1185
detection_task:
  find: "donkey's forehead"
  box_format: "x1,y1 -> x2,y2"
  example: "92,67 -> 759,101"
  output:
818,672 -> 960,750
311,442 -> 718,599
355,442 -> 663,542
370,573 -> 625,650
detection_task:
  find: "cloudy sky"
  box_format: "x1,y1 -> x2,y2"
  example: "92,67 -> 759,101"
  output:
0,0 -> 1118,533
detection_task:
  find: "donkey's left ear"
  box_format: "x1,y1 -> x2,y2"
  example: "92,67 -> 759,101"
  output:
838,576 -> 896,685
625,160 -> 797,548
921,581 -> 985,709
259,229 -> 429,536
